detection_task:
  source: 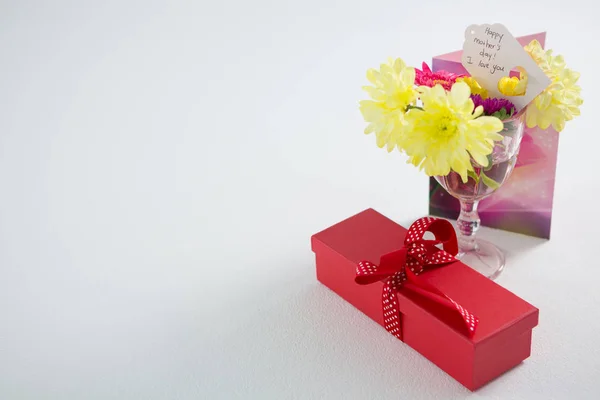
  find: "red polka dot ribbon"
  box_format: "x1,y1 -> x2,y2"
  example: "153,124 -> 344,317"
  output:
355,217 -> 478,341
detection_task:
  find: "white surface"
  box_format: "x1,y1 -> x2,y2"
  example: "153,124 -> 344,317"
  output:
0,1 -> 598,399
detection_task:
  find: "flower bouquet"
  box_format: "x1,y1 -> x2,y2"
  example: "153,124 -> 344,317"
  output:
359,36 -> 582,278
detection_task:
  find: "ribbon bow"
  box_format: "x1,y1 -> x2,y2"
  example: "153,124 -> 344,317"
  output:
355,217 -> 478,340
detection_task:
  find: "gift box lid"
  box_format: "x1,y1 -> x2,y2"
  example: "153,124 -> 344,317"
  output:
311,209 -> 539,345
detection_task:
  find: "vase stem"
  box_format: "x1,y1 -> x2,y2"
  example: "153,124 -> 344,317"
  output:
457,200 -> 480,252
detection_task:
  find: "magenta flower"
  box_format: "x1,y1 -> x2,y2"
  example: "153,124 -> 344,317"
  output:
471,95 -> 517,119
414,62 -> 462,91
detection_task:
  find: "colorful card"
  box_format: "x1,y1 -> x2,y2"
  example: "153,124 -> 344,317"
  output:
429,32 -> 559,239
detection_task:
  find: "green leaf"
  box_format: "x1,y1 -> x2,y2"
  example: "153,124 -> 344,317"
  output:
484,154 -> 494,171
480,171 -> 501,190
467,170 -> 480,183
491,109 -> 508,120
491,107 -> 516,121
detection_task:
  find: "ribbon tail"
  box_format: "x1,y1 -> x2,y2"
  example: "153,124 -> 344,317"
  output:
403,272 -> 479,337
382,279 -> 403,340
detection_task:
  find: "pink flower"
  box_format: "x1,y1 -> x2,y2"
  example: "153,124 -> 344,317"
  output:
414,62 -> 463,91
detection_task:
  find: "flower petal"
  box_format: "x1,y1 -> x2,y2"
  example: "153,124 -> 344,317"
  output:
450,81 -> 471,107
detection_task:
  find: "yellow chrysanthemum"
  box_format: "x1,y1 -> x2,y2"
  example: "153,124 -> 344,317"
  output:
401,82 -> 504,182
524,40 -> 582,132
456,76 -> 488,99
359,58 -> 419,152
525,39 -> 548,69
498,69 -> 528,96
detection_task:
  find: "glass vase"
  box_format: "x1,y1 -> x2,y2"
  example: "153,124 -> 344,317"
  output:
435,114 -> 526,279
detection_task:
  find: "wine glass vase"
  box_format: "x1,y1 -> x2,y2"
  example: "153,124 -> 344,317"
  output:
435,114 -> 526,279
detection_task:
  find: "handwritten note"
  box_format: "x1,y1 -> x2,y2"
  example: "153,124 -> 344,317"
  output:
462,24 -> 551,110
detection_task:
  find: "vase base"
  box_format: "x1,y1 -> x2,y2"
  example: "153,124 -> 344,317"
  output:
456,239 -> 505,280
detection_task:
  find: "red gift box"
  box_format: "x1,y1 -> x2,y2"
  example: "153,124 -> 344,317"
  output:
311,209 -> 539,390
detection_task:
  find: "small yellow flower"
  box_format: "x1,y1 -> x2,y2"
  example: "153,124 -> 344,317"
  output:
456,76 -> 488,99
401,82 -> 504,182
359,58 -> 419,152
524,40 -> 582,132
498,70 -> 528,96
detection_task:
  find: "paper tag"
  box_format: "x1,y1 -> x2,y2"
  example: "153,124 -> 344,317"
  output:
461,23 -> 551,110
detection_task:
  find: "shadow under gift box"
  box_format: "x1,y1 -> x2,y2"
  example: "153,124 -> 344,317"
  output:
311,209 -> 539,391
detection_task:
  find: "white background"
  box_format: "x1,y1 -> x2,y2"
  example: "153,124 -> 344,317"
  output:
0,1 -> 598,399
